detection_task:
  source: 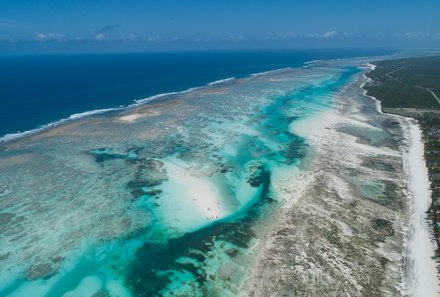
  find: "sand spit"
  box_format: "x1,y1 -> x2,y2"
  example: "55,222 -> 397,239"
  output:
241,69 -> 416,296
117,109 -> 161,123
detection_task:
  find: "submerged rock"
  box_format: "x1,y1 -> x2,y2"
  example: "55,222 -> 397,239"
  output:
245,161 -> 269,187
127,179 -> 162,189
224,248 -> 239,257
127,158 -> 167,199
88,147 -> 127,163
136,159 -> 167,182
143,159 -> 164,170
25,263 -> 57,280
88,147 -> 140,163
285,135 -> 307,161
144,189 -> 163,197
130,188 -> 146,201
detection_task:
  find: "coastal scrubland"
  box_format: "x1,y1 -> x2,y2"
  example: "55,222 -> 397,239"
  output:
366,56 -> 440,110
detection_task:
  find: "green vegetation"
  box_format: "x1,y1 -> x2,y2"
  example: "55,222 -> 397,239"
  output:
419,114 -> 440,255
365,55 -> 440,257
365,56 -> 440,109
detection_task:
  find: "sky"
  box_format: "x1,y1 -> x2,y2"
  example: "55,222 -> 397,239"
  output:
0,0 -> 439,53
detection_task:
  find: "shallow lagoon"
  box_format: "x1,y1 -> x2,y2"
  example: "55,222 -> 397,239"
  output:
0,64 -> 359,296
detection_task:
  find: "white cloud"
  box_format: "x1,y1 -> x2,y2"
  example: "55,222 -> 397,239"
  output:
285,31 -> 299,38
309,30 -> 337,39
404,32 -> 417,38
398,32 -> 439,39
123,33 -> 136,41
147,36 -> 160,42
225,34 -> 245,40
95,33 -> 106,41
97,24 -> 120,35
35,33 -> 46,40
95,24 -> 120,41
35,32 -> 65,41
273,32 -> 302,39
323,30 -> 337,38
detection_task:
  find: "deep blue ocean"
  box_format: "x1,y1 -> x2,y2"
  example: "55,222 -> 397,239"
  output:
0,49 -> 392,138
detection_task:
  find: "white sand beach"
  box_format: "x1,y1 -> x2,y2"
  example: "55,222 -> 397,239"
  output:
402,120 -> 440,297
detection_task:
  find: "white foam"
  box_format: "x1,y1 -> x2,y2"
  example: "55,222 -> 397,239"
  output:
131,86 -> 207,106
304,59 -> 323,65
0,108 -> 118,143
250,67 -> 292,77
132,92 -> 179,105
69,108 -> 117,120
207,77 -> 235,86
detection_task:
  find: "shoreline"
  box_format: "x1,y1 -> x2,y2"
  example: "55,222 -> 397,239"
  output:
362,63 -> 440,296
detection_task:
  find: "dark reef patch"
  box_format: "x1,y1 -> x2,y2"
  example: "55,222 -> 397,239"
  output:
285,136 -> 308,161
126,158 -> 168,200
360,156 -> 398,173
369,218 -> 395,243
246,161 -> 270,188
25,263 -> 58,281
125,218 -> 258,296
87,145 -> 145,164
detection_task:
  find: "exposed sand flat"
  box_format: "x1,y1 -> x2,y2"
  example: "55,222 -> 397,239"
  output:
351,141 -> 401,157
343,116 -> 384,131
117,110 -> 161,123
118,113 -> 145,123
289,108 -> 338,138
162,159 -> 226,224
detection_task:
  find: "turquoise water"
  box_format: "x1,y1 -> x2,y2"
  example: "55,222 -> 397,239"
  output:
0,64 -> 359,296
